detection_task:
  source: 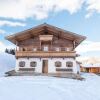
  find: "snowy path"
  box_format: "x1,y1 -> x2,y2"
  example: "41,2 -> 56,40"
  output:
0,74 -> 100,100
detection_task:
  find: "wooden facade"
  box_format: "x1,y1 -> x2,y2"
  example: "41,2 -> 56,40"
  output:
81,67 -> 100,73
6,23 -> 86,58
16,51 -> 76,58
16,34 -> 75,54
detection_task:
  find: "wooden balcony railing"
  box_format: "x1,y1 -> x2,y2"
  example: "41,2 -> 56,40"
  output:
16,51 -> 76,58
17,47 -> 73,52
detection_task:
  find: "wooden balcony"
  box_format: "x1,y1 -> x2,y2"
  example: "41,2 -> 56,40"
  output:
15,51 -> 76,58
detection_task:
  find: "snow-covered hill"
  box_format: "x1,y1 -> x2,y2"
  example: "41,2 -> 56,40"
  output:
0,73 -> 100,100
0,52 -> 15,76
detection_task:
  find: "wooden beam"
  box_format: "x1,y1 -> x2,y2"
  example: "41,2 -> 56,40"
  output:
43,26 -> 48,34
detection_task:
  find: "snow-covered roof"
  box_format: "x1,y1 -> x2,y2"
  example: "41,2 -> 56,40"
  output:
93,63 -> 100,67
82,63 -> 100,68
82,64 -> 93,68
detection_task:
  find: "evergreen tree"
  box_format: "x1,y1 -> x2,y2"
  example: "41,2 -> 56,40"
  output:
5,48 -> 15,55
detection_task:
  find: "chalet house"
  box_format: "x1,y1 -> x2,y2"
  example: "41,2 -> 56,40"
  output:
5,23 -> 86,76
81,58 -> 100,73
81,64 -> 100,73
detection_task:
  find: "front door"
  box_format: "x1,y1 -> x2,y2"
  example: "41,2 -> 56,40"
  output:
42,60 -> 48,73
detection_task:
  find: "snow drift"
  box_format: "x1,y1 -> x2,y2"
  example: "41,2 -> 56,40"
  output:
0,52 -> 15,76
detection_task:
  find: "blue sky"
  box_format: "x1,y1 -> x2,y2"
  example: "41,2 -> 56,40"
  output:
0,0 -> 100,59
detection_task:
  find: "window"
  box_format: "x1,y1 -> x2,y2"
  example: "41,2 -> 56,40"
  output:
55,61 -> 61,67
55,47 -> 60,51
66,61 -> 73,67
43,46 -> 48,51
19,61 -> 25,67
65,48 -> 70,51
65,47 -> 68,51
33,48 -> 37,51
30,61 -> 37,67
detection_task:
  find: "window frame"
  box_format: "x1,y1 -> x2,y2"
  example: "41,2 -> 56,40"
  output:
19,61 -> 25,67
30,61 -> 37,67
66,61 -> 73,67
55,61 -> 62,67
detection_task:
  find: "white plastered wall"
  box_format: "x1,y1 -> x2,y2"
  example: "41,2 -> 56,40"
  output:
15,58 -> 79,74
15,58 -> 42,73
48,58 -> 78,73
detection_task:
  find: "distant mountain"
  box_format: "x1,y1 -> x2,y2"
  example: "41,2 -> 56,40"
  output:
0,52 -> 15,76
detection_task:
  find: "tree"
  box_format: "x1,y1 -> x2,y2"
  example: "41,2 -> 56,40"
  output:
5,48 -> 15,55
5,48 -> 9,53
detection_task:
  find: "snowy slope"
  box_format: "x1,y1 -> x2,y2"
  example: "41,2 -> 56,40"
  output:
0,52 -> 15,76
0,73 -> 100,100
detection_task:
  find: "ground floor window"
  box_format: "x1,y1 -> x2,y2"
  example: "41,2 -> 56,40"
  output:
30,61 -> 37,67
55,61 -> 62,67
66,61 -> 73,67
19,61 -> 25,67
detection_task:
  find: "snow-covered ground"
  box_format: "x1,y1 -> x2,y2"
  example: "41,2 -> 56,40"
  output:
0,53 -> 99,100
0,52 -> 15,76
0,73 -> 100,100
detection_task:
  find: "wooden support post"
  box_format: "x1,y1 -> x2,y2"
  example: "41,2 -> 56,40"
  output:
40,40 -> 41,50
15,41 -> 18,51
51,41 -> 53,51
73,40 -> 76,50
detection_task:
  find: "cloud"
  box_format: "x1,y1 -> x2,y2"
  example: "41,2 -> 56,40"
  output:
0,0 -> 84,20
0,41 -> 15,52
0,0 -> 100,20
0,29 -> 6,34
86,0 -> 100,18
76,41 -> 100,53
0,20 -> 26,27
85,11 -> 93,18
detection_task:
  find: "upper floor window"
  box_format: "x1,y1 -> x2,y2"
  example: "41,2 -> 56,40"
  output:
19,61 -> 25,67
33,48 -> 37,51
65,48 -> 70,51
43,46 -> 48,51
55,47 -> 60,51
30,61 -> 37,67
66,61 -> 73,67
55,61 -> 62,67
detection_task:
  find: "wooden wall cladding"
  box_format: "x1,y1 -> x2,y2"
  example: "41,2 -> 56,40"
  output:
52,36 -> 73,47
18,35 -> 74,51
18,36 -> 40,47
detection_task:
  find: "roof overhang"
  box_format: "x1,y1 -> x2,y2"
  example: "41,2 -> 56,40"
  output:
5,23 -> 86,48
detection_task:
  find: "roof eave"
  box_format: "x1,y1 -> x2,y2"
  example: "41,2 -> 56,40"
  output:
5,23 -> 87,46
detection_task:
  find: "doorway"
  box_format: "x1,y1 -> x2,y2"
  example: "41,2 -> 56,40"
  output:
42,60 -> 48,73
